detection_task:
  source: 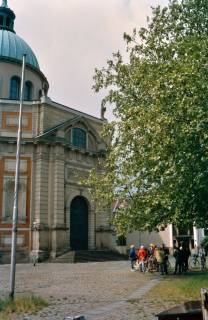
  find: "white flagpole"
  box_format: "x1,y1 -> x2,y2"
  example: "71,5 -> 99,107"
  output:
9,54 -> 26,299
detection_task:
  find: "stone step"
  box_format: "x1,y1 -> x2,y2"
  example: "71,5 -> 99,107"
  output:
49,251 -> 75,263
74,250 -> 128,263
49,250 -> 128,263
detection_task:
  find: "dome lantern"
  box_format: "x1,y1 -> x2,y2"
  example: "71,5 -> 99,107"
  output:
0,0 -> 40,70
2,1 -> 8,8
0,0 -> 15,33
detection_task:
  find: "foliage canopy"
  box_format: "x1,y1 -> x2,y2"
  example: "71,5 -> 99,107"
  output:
88,0 -> 208,234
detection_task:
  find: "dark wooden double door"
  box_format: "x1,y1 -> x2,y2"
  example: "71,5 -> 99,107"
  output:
70,196 -> 88,250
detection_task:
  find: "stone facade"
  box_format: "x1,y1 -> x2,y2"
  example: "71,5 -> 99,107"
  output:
0,0 -> 115,263
0,95 -> 116,262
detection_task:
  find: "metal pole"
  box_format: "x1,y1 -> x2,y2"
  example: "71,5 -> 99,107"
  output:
9,54 -> 26,299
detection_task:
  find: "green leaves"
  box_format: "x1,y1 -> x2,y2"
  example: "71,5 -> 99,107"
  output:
88,0 -> 208,233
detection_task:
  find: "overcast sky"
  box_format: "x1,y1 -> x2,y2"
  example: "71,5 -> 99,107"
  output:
10,0 -> 168,119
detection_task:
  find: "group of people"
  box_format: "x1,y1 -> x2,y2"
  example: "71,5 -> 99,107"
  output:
129,243 -> 170,275
129,242 -> 202,275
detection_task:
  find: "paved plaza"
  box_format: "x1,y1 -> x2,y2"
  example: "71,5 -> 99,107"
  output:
0,261 -> 175,320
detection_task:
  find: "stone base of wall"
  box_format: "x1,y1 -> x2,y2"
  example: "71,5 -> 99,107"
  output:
114,246 -> 127,255
30,249 -> 49,262
96,231 -> 115,250
0,250 -> 30,264
51,229 -> 69,257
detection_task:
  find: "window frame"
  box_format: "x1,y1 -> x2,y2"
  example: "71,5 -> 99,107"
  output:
10,76 -> 21,100
24,81 -> 33,101
2,111 -> 32,132
71,127 -> 87,149
0,157 -> 31,228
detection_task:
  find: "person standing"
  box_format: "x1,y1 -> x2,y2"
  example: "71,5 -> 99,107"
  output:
137,245 -> 148,272
129,245 -> 137,271
155,246 -> 165,275
182,244 -> 191,272
173,246 -> 183,274
162,244 -> 169,275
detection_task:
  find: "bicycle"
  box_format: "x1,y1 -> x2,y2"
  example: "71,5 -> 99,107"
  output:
146,255 -> 158,273
190,254 -> 200,269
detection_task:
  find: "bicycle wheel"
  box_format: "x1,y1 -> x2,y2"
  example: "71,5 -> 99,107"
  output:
190,258 -> 200,269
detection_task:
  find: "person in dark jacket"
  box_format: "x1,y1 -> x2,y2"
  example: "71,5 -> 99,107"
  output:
182,244 -> 191,272
129,245 -> 137,271
162,244 -> 169,275
173,246 -> 184,274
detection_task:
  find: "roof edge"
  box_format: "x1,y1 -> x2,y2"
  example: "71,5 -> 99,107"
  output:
41,97 -> 106,124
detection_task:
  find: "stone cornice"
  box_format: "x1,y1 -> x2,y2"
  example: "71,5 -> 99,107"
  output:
51,224 -> 69,231
31,223 -> 49,231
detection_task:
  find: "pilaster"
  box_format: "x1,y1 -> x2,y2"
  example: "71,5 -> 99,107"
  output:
33,144 -> 50,255
34,144 -> 49,223
88,207 -> 95,249
53,145 -> 65,226
50,145 -> 68,256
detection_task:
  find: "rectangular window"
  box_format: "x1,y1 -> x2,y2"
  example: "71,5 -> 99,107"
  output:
72,128 -> 87,149
4,159 -> 27,173
2,112 -> 32,131
6,115 -> 29,127
0,157 -> 31,226
2,176 -> 27,223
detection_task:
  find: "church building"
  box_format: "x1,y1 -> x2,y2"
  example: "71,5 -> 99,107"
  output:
0,0 -> 114,262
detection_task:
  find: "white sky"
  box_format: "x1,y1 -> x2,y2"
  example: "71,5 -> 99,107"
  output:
10,0 -> 168,118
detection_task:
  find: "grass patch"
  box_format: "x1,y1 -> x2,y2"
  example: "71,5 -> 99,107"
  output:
0,295 -> 48,320
146,273 -> 208,303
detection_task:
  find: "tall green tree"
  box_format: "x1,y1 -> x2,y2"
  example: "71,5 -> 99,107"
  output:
89,0 -> 208,234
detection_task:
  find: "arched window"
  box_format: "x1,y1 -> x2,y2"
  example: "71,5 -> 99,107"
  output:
72,128 -> 87,149
10,76 -> 20,100
24,81 -> 33,100
38,89 -> 42,100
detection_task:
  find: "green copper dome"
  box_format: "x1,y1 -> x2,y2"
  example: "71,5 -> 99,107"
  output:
0,0 -> 40,70
0,30 -> 40,69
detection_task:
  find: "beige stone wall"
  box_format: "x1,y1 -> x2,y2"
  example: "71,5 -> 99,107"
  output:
0,100 -> 40,138
126,227 -> 172,250
39,102 -> 104,143
0,61 -> 45,100
96,231 -> 115,250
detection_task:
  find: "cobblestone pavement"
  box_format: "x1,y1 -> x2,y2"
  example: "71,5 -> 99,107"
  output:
0,261 -> 175,320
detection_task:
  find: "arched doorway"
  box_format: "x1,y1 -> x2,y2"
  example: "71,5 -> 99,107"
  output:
70,196 -> 88,250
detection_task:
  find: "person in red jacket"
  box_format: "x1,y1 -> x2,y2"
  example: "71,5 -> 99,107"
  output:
137,245 -> 148,272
